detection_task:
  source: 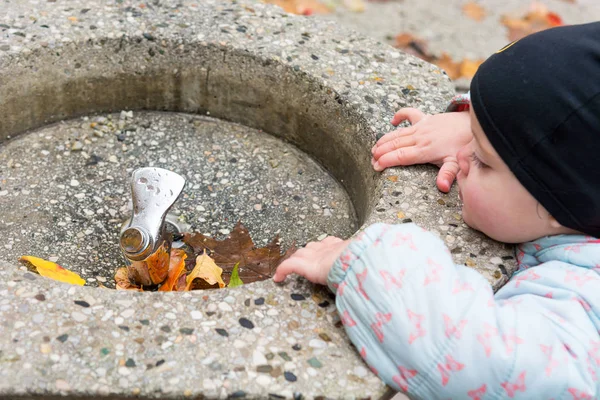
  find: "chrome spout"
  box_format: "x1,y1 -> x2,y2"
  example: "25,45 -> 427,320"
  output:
120,167 -> 186,264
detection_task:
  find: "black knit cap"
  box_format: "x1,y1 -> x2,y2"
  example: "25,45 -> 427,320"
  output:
470,22 -> 600,238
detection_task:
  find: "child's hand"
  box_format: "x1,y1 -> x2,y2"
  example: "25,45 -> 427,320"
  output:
371,108 -> 472,193
273,236 -> 350,285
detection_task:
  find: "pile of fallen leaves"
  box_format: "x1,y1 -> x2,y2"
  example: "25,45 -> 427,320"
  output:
116,222 -> 295,291
19,222 -> 295,291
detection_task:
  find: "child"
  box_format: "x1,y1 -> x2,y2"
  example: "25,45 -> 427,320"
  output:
273,23 -> 600,399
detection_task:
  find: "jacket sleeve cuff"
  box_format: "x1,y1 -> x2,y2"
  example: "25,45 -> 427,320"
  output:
445,91 -> 471,112
326,223 -> 388,294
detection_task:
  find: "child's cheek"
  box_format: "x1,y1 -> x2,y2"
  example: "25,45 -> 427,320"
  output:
461,182 -> 487,229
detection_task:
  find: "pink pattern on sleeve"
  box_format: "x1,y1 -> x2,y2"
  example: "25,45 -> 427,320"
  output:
477,323 -> 499,357
392,366 -> 418,392
513,270 -> 541,288
392,233 -> 417,250
437,354 -> 465,386
568,388 -> 593,399
565,270 -> 597,287
341,310 -> 357,327
371,312 -> 392,343
501,371 -> 527,398
444,314 -> 468,339
381,269 -> 406,290
503,331 -> 525,354
452,279 -> 475,294
467,384 -> 487,400
424,258 -> 443,286
356,268 -> 370,300
407,309 -> 427,344
540,344 -> 565,376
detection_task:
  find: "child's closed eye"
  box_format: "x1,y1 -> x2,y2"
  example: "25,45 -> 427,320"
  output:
470,153 -> 488,168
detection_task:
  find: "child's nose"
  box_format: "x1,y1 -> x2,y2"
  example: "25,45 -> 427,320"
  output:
457,145 -> 470,177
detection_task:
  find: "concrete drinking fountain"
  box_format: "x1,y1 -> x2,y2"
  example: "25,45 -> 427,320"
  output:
0,0 -> 515,398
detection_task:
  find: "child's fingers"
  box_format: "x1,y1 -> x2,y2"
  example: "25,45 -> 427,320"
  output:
435,159 -> 460,193
372,135 -> 416,161
377,126 -> 416,145
273,257 -> 303,282
371,127 -> 415,155
373,146 -> 420,171
391,108 -> 426,126
321,236 -> 343,244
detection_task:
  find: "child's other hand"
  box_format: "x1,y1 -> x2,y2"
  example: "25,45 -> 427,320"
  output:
273,236 -> 350,285
371,108 -> 472,193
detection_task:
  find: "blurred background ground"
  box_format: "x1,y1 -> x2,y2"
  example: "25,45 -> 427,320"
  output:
266,0 -> 600,92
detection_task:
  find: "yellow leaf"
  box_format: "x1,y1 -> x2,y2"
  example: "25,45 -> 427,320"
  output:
185,253 -> 225,290
386,175 -> 398,182
462,1 -> 486,21
19,256 -> 85,286
159,249 -> 188,292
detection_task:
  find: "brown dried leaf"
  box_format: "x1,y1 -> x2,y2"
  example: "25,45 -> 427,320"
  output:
393,33 -> 434,62
146,242 -> 170,284
462,1 -> 486,21
435,53 -> 462,80
126,242 -> 170,287
501,3 -> 563,42
183,221 -> 296,285
158,249 -> 187,292
115,267 -> 142,291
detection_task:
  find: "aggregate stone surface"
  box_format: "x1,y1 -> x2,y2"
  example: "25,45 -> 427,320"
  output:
0,111 -> 356,286
0,0 -> 515,398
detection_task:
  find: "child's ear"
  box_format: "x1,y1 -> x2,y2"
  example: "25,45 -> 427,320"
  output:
549,214 -> 581,235
549,215 -> 563,229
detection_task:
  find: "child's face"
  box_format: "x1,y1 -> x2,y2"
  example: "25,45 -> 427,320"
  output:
455,108 -> 569,243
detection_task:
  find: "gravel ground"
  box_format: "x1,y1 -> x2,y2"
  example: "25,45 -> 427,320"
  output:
320,0 -> 600,90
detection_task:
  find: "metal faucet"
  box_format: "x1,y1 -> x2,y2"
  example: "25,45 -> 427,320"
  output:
120,167 -> 186,269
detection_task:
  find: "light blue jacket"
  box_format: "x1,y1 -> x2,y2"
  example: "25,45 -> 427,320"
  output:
327,223 -> 600,399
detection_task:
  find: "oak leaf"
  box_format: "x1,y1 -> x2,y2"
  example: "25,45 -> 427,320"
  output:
183,221 -> 296,285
